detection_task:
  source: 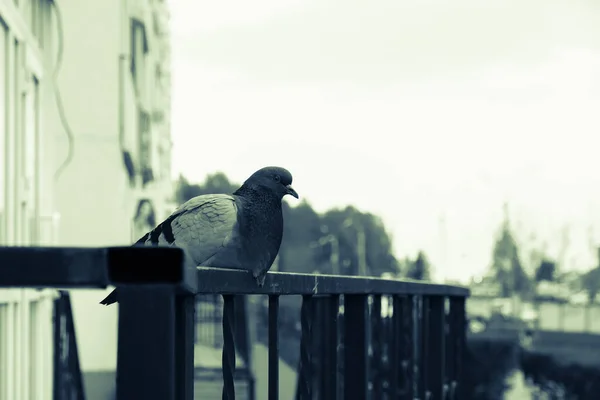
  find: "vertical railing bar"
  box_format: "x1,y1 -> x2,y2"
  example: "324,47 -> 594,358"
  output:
444,297 -> 454,400
390,295 -> 401,399
298,295 -> 314,400
405,295 -> 415,399
426,295 -> 445,400
418,296 -> 429,400
222,294 -> 236,400
312,296 -> 323,399
371,294 -> 382,399
450,297 -> 467,400
343,294 -> 369,400
269,295 -> 280,400
447,297 -> 457,400
329,295 -> 340,400
339,295 -> 345,400
319,297 -> 328,399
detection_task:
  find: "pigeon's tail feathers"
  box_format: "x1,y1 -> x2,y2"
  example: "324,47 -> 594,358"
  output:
135,214 -> 178,246
100,289 -> 118,306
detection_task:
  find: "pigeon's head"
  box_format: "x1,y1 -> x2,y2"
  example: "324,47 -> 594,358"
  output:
244,166 -> 299,200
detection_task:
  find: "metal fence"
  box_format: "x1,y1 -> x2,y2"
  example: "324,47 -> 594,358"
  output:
53,291 -> 85,400
0,246 -> 469,400
194,270 -> 471,400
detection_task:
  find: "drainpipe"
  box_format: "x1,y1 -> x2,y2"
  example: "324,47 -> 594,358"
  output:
118,0 -> 134,183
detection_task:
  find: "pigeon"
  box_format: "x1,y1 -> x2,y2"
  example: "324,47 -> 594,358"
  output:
100,166 -> 298,305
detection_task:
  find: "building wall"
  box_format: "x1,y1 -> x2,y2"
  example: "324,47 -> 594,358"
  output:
46,0 -> 174,395
0,1 -> 59,399
0,0 -> 173,398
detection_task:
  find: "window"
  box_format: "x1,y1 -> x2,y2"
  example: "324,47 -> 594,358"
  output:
0,20 -> 7,244
130,18 -> 148,103
138,109 -> 153,186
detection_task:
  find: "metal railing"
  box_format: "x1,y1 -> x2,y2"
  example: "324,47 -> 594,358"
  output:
0,246 -> 469,400
197,268 -> 470,400
53,291 -> 86,400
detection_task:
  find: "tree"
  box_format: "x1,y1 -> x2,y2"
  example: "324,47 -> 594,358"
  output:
280,200 -> 323,274
404,250 -> 431,281
490,223 -> 532,298
175,172 -> 237,203
535,259 -> 557,283
317,206 -> 400,277
582,267 -> 600,304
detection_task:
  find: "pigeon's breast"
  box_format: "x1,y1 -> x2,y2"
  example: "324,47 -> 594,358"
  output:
237,203 -> 284,273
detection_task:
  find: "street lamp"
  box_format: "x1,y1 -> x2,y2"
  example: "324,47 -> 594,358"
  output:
342,217 -> 369,276
310,225 -> 340,275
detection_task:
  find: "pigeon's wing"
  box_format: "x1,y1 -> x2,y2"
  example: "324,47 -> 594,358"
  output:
101,194 -> 241,306
136,193 -> 241,266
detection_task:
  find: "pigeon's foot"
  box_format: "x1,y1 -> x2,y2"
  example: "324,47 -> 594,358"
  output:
253,271 -> 267,287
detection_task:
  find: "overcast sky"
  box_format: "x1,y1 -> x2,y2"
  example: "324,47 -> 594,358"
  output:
168,0 -> 600,282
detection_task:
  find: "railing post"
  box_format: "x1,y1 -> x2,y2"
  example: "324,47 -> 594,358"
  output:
389,296 -> 400,399
297,295 -> 314,400
417,296 -> 427,400
343,295 -> 369,400
322,295 -> 340,400
222,294 -> 237,400
371,295 -> 383,399
425,295 -> 446,399
175,292 -> 196,400
111,247 -> 197,400
116,287 -> 178,400
448,297 -> 466,400
268,295 -> 280,400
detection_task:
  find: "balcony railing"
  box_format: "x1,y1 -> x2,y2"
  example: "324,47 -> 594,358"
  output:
53,291 -> 86,400
0,246 -> 469,400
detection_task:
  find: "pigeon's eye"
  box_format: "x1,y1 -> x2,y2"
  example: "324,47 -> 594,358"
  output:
273,174 -> 281,183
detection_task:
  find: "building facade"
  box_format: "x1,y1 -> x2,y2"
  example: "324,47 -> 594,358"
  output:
0,0 -> 173,398
0,1 -> 58,399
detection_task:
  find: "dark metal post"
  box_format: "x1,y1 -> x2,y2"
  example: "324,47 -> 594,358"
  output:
222,295 -> 237,400
297,295 -> 314,400
449,297 -> 466,400
53,294 -> 65,400
425,295 -> 445,399
269,295 -> 280,400
417,296 -> 428,400
116,287 -> 177,400
403,296 -> 415,399
321,295 -> 340,400
389,296 -> 401,399
371,295 -> 383,399
175,293 -> 196,400
344,295 -> 369,400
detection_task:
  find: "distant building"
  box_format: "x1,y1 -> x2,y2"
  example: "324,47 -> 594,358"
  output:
0,0 -> 173,399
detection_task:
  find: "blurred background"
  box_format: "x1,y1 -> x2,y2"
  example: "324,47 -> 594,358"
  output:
1,0 -> 600,399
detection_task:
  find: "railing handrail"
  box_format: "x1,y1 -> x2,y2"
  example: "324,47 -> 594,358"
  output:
195,266 -> 470,297
0,246 -> 468,297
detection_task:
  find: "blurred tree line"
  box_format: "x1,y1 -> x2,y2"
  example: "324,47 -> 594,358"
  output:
175,172 -> 433,279
487,210 -> 600,303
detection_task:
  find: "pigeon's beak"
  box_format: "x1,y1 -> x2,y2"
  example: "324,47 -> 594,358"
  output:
285,185 -> 299,199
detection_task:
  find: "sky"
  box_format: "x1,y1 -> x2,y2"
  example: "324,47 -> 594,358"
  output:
168,0 -> 600,282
